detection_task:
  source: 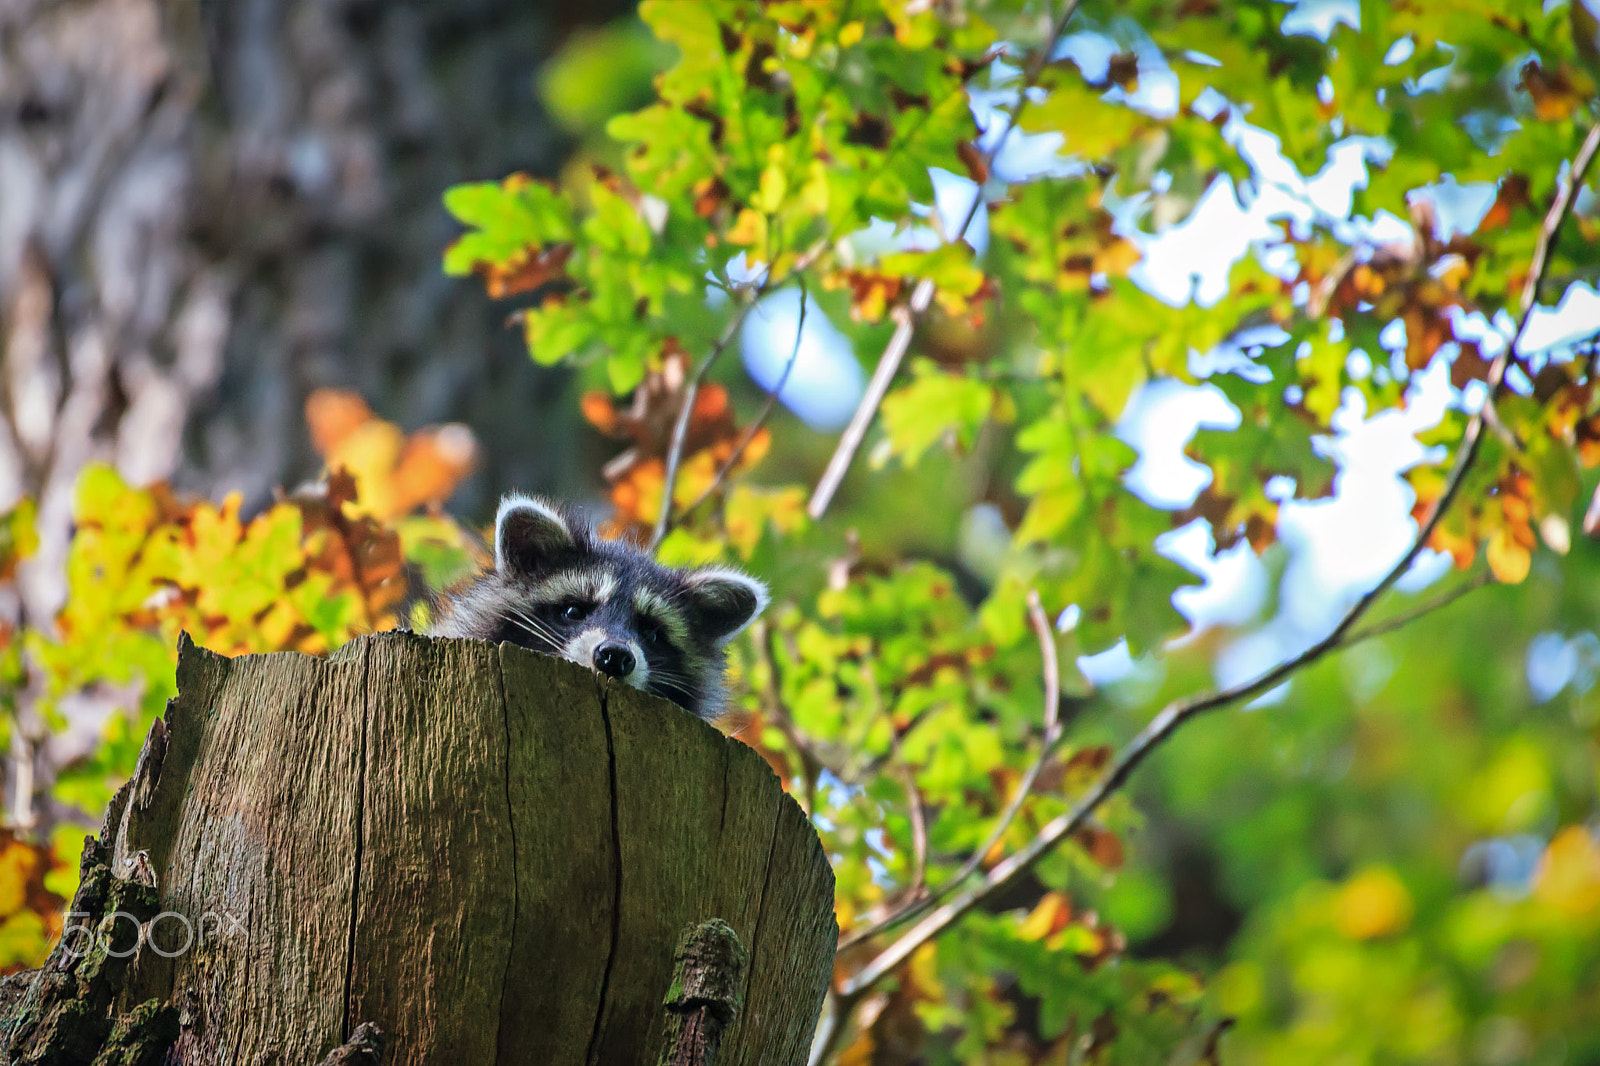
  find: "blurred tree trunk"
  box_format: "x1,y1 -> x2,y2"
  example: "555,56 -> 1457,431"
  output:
0,0 -> 629,829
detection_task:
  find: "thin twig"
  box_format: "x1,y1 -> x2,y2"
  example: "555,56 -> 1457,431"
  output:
807,0 -> 1086,520
652,241 -> 829,553
751,619 -> 825,816
838,589 -> 1062,951
653,298 -> 762,550
807,281 -> 933,519
897,759 -> 930,897
1339,568 -> 1492,647
681,281 -> 810,518
834,117 -> 1600,1003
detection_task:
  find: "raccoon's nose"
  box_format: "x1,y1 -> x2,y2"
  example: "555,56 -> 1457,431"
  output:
593,642 -> 636,679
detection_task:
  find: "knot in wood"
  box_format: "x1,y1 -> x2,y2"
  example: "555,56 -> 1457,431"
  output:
663,918 -> 747,1025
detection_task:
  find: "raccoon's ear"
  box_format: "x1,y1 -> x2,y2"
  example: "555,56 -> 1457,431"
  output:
495,495 -> 577,578
683,568 -> 769,643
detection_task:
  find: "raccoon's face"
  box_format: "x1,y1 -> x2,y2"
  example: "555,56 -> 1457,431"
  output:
432,495 -> 768,720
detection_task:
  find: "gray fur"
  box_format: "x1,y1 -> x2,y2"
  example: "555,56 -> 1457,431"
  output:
429,494 -> 769,720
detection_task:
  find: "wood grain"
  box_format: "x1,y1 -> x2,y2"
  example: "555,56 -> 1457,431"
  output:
56,631 -> 838,1065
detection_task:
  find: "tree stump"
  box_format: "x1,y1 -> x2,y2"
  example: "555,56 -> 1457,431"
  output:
3,633 -> 836,1065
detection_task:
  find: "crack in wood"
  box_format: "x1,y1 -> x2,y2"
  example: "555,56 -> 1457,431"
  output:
583,683 -> 626,1066
6,634 -> 835,1063
493,651 -> 521,1060
742,798 -> 787,1009
340,643 -> 372,1042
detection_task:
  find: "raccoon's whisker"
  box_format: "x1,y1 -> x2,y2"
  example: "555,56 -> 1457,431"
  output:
642,668 -> 694,688
426,492 -> 771,721
501,604 -> 547,634
507,609 -> 555,638
648,675 -> 698,700
504,606 -> 562,647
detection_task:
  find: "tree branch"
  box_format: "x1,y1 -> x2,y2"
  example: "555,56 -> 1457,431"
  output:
1338,568 -> 1492,648
651,299 -> 760,551
896,758 -> 930,897
806,0 -> 1085,520
833,116 -> 1600,1003
752,618 -> 825,816
652,241 -> 828,553
680,281 -> 810,520
837,589 -> 1062,951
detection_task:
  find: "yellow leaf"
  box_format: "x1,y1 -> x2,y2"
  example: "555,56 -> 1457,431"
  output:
907,941 -> 944,997
0,841 -> 36,917
0,910 -> 48,971
326,420 -> 405,519
1467,738 -> 1550,832
1335,866 -> 1413,939
1017,891 -> 1071,942
837,1031 -> 875,1066
1534,826 -> 1600,918
785,27 -> 814,59
1092,237 -> 1142,277
724,485 -> 806,559
838,20 -> 864,47
1486,527 -> 1531,583
1211,960 -> 1264,1015
674,452 -> 720,507
655,527 -> 724,568
800,160 -> 830,215
726,208 -> 767,248
751,162 -> 788,214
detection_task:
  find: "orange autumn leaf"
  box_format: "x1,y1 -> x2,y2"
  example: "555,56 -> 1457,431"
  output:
306,389 -> 375,457
305,389 -> 478,522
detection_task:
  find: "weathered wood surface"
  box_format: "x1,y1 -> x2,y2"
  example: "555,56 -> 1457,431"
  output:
17,631 -> 836,1065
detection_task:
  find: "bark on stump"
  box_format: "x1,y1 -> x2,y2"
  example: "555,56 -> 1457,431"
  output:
4,632 -> 837,1065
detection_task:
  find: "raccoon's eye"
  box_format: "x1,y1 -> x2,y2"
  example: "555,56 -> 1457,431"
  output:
559,601 -> 593,623
640,618 -> 668,646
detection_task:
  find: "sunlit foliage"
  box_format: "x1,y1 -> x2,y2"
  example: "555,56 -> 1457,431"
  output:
438,0 -> 1600,1059
1,0 -> 1597,1061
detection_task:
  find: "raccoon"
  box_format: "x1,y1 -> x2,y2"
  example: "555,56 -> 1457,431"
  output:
428,494 -> 769,721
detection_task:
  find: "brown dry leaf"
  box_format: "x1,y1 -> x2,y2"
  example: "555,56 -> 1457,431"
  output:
1063,743 -> 1113,776
827,269 -> 905,323
293,477 -> 409,632
1451,341 -> 1493,389
1075,825 -> 1126,871
1476,174 -> 1531,233
475,244 -> 573,300
1402,305 -> 1453,370
584,346 -> 770,533
845,111 -> 892,149
1520,59 -> 1595,121
955,140 -> 989,184
1105,51 -> 1140,90
1577,412 -> 1600,468
692,175 -> 731,219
